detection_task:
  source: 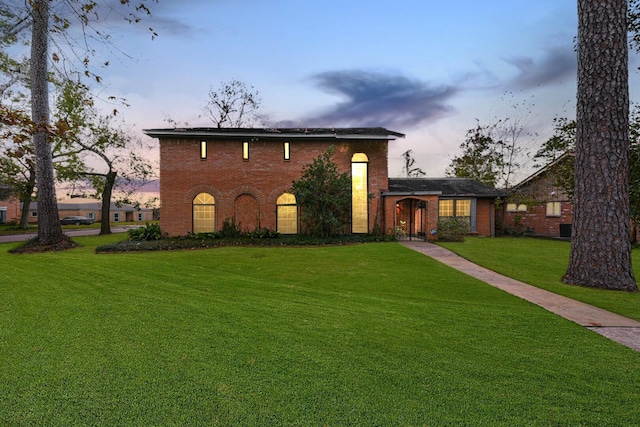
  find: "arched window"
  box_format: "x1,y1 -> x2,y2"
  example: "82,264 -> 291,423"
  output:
193,192 -> 215,233
351,153 -> 369,233
277,193 -> 297,234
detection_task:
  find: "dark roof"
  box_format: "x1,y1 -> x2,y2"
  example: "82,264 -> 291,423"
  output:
386,178 -> 505,198
143,127 -> 404,140
511,151 -> 575,191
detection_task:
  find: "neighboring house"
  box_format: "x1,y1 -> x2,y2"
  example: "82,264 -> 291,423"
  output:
383,178 -> 505,239
144,127 -> 503,240
502,153 -> 574,237
26,199 -> 156,223
0,184 -> 21,224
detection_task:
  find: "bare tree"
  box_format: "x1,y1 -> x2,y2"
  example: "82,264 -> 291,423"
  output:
563,0 -> 637,291
202,80 -> 265,128
401,150 -> 426,177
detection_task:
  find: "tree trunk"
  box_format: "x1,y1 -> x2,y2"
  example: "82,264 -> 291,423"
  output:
18,173 -> 35,230
99,171 -> 116,235
564,0 -> 637,291
30,0 -> 64,245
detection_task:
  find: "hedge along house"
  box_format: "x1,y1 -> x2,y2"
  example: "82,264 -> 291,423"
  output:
382,178 -> 505,239
143,127 -> 404,237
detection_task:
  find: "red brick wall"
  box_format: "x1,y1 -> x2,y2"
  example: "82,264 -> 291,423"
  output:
502,202 -> 573,237
159,137 -> 389,236
0,196 -> 21,224
502,169 -> 573,237
381,195 -> 439,240
475,199 -> 495,236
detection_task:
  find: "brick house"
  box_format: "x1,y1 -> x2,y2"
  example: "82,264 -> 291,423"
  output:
144,127 -> 503,239
501,153 -> 574,237
0,184 -> 21,224
383,178 -> 504,239
26,199 -> 156,224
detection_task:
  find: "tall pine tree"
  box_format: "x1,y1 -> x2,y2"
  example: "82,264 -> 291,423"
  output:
564,0 -> 637,291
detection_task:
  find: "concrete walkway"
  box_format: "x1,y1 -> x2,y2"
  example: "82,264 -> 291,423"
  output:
401,241 -> 640,352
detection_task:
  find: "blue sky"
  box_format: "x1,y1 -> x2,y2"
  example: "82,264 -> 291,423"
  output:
86,0 -> 627,178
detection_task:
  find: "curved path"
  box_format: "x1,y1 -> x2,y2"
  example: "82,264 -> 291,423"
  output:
402,241 -> 640,352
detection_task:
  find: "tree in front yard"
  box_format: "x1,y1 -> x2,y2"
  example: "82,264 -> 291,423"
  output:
563,0 -> 637,291
290,146 -> 351,237
54,79 -> 155,235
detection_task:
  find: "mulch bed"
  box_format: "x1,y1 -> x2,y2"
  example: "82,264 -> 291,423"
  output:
9,235 -> 79,254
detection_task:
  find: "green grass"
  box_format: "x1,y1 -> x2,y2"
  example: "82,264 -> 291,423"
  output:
2,236 -> 640,425
439,237 -> 640,322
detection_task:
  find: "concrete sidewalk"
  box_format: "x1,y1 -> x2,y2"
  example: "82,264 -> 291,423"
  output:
401,241 -> 640,352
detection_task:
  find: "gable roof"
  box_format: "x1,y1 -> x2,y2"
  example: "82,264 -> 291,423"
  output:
385,178 -> 505,198
143,127 -> 405,141
511,151 -> 575,191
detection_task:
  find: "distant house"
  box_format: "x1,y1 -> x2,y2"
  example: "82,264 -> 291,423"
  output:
0,184 -> 21,224
144,127 -> 503,240
26,199 -> 156,224
502,153 -> 574,237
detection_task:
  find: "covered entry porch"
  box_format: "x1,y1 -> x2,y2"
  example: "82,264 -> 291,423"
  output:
382,190 -> 440,241
395,198 -> 428,241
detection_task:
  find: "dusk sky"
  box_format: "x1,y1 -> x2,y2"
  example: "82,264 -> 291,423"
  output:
52,0 -> 640,179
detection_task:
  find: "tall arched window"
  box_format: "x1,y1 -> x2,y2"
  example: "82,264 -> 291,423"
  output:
351,153 -> 369,233
193,192 -> 215,233
277,193 -> 297,234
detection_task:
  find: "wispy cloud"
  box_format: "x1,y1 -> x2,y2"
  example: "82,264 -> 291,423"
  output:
505,45 -> 576,90
304,70 -> 457,129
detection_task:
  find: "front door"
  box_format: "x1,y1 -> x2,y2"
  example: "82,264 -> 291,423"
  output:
395,198 -> 427,241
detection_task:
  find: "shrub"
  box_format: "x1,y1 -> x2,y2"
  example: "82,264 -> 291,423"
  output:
219,217 -> 243,237
187,231 -> 221,240
128,222 -> 163,241
247,227 -> 279,239
437,218 -> 470,242
290,146 -> 351,237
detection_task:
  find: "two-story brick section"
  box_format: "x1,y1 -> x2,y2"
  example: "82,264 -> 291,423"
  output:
144,127 -> 503,239
143,127 -> 402,237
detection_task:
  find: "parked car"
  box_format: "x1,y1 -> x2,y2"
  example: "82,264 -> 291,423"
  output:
60,216 -> 95,225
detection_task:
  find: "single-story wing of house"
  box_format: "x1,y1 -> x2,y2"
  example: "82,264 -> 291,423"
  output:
143,127 -> 503,240
383,178 -> 505,239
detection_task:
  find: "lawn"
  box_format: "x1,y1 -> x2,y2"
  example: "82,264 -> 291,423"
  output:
2,235 -> 640,425
439,237 -> 640,322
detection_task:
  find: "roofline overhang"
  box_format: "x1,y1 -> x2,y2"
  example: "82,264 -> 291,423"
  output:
511,151 -> 575,191
381,191 -> 443,196
142,128 -> 404,141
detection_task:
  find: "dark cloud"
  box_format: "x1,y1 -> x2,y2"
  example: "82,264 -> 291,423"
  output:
304,70 -> 457,129
505,45 -> 576,90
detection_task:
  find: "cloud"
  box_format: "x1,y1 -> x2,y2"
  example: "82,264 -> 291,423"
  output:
505,45 -> 576,90
303,70 -> 457,130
